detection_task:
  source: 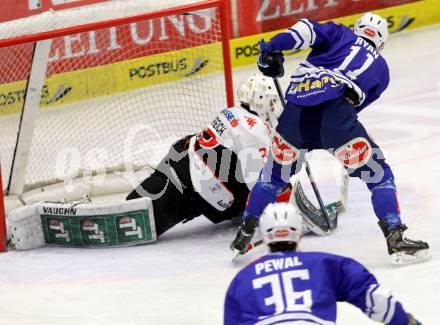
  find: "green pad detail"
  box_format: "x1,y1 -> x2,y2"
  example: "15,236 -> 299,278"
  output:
41,209 -> 155,247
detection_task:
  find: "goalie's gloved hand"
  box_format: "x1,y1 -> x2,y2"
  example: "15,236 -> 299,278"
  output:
257,39 -> 284,78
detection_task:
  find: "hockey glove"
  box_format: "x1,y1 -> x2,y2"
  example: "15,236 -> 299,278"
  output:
257,39 -> 284,78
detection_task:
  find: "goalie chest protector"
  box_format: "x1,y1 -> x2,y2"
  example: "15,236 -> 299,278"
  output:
188,106 -> 271,211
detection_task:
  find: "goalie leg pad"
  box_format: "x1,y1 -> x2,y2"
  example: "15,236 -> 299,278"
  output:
8,205 -> 45,250
8,198 -> 157,250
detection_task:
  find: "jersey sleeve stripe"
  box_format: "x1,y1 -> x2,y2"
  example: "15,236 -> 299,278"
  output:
365,284 -> 396,323
384,297 -> 396,324
299,19 -> 316,45
383,295 -> 393,323
366,284 -> 380,317
287,20 -> 314,49
287,28 -> 304,49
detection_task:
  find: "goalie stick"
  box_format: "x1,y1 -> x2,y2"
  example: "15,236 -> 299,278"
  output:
294,180 -> 337,235
295,170 -> 348,235
272,77 -> 332,230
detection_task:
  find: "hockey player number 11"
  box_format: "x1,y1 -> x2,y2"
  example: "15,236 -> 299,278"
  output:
337,45 -> 375,80
252,269 -> 312,314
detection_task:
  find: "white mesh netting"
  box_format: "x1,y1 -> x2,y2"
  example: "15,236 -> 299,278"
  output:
0,0 -> 231,192
0,0 -> 213,41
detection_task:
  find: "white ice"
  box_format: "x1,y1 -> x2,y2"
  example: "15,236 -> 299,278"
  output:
1,24 -> 440,325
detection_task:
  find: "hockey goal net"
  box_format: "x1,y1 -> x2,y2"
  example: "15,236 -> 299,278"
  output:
0,0 -> 233,251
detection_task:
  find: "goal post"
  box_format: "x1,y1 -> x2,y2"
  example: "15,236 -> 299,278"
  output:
0,169 -> 5,252
0,0 -> 234,252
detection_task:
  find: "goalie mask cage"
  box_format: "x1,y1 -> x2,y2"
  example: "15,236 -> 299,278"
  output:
0,0 -> 234,251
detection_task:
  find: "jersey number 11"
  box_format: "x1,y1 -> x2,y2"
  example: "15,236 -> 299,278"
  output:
337,45 -> 375,80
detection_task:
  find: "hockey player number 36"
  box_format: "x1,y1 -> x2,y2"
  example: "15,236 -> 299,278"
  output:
337,45 -> 375,80
252,269 -> 312,314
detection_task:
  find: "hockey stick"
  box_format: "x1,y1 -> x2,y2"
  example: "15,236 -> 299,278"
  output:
246,239 -> 264,252
232,239 -> 264,260
272,77 -> 332,229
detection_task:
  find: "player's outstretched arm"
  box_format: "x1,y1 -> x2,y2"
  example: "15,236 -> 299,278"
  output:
269,19 -> 337,52
257,19 -> 337,78
338,257 -> 420,324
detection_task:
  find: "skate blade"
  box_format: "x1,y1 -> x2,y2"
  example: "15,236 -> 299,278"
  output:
231,243 -> 258,261
391,249 -> 431,265
232,249 -> 243,261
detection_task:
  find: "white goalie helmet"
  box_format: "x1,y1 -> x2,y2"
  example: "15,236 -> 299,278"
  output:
259,203 -> 303,245
353,12 -> 389,53
237,74 -> 283,128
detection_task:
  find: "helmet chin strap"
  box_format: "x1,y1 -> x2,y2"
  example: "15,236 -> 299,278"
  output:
240,102 -> 258,116
359,36 -> 378,50
265,112 -> 278,134
377,42 -> 385,53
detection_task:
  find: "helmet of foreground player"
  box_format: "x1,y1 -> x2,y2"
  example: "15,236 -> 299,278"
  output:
259,203 -> 303,245
353,12 -> 388,53
236,74 -> 282,128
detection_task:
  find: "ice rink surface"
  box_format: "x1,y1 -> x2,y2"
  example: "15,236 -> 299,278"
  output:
1,24 -> 440,325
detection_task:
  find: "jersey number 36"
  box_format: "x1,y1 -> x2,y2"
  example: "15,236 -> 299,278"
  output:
252,269 -> 312,315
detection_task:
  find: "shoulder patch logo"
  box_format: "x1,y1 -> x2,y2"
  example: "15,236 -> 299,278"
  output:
245,117 -> 257,129
221,108 -> 238,127
271,132 -> 299,165
334,137 -> 372,169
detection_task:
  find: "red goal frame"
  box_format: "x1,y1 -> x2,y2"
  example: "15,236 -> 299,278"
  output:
0,168 -> 5,251
0,0 -> 234,252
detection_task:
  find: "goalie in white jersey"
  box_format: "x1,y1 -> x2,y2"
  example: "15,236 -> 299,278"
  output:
126,74 -> 280,237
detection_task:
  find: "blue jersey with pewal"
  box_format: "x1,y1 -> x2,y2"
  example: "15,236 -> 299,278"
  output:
270,19 -> 390,112
224,251 -> 409,325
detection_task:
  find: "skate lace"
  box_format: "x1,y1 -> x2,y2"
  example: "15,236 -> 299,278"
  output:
394,225 -> 426,245
402,236 -> 425,245
240,228 -> 253,237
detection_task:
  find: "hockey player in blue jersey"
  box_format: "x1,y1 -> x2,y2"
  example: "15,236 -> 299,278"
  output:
230,13 -> 430,264
224,203 -> 421,324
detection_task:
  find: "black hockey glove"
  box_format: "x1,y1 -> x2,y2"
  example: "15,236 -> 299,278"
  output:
257,39 -> 284,78
343,87 -> 360,106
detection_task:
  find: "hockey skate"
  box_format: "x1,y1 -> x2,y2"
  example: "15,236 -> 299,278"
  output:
230,216 -> 259,258
379,220 -> 430,265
